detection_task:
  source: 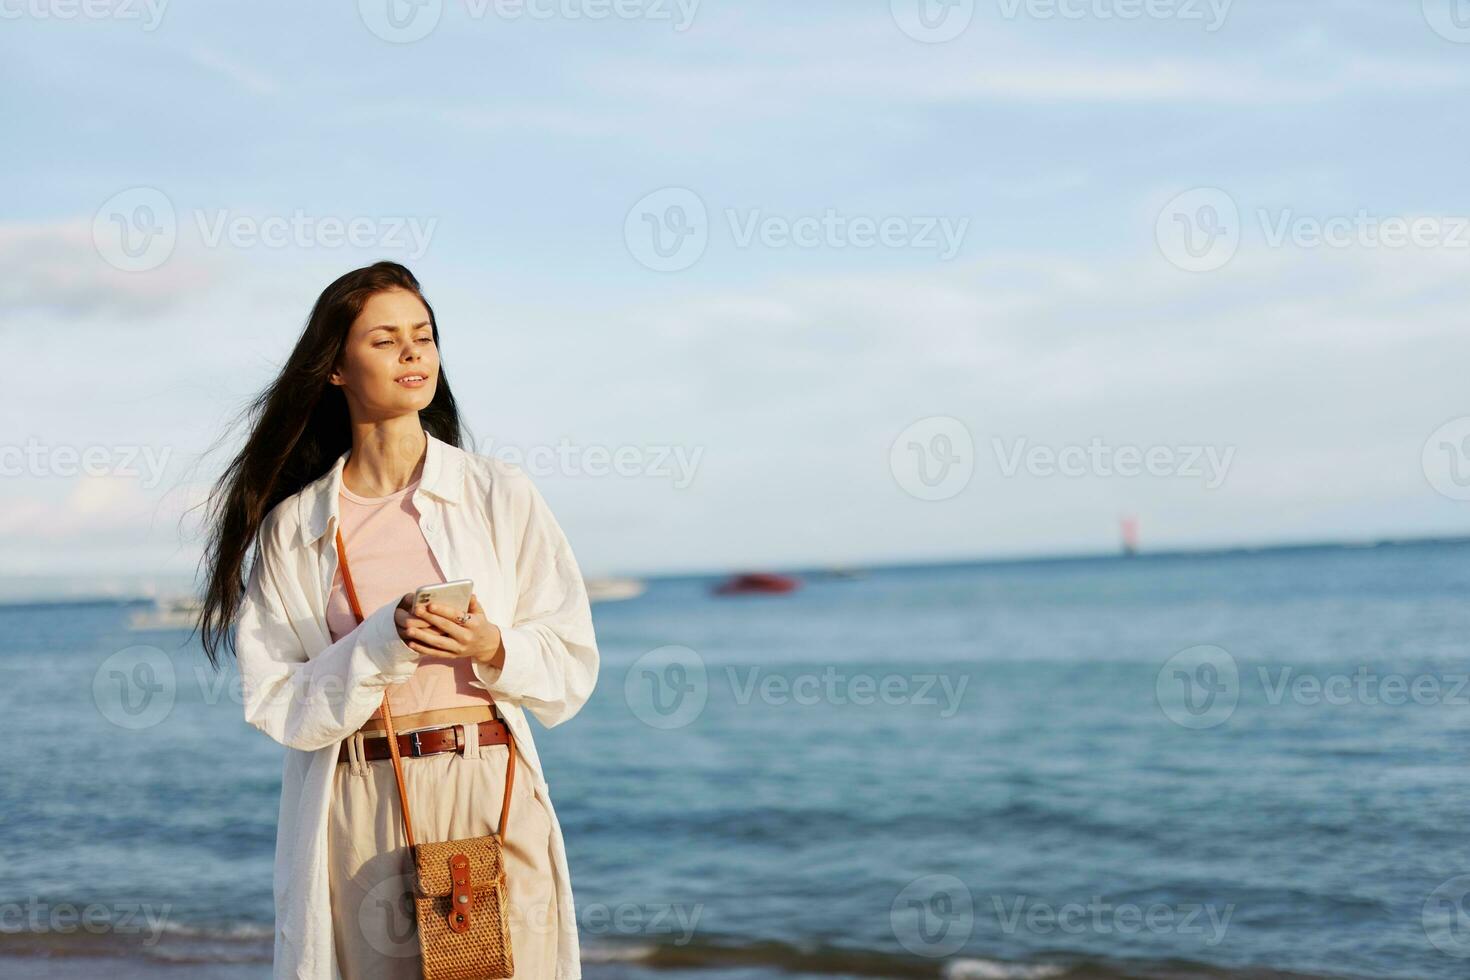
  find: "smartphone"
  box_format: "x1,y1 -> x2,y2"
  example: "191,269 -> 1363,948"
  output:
412,578 -> 474,619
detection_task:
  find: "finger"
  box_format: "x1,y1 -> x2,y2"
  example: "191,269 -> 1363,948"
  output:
402,598 -> 450,627
408,639 -> 454,658
395,608 -> 436,633
404,626 -> 458,655
422,602 -> 472,639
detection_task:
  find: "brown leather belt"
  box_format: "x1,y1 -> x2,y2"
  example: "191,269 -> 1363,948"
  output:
338,719 -> 512,765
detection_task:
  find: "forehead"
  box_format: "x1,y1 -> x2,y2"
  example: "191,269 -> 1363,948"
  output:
353,288 -> 430,332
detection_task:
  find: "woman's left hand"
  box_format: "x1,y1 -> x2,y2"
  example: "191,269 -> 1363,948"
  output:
410,595 -> 506,669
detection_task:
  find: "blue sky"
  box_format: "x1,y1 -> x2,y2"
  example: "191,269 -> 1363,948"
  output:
4,0 -> 1470,591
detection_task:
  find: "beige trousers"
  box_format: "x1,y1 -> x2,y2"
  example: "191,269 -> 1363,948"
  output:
328,704 -> 559,979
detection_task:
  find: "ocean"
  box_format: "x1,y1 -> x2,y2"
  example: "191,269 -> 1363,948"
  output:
2,540 -> 1468,979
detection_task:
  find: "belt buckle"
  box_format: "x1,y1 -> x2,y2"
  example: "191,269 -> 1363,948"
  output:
408,730 -> 426,758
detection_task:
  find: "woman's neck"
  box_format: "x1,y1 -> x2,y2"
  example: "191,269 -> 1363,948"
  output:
342,423 -> 427,497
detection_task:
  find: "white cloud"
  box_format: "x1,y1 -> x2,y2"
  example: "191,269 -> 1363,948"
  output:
0,221 -> 209,319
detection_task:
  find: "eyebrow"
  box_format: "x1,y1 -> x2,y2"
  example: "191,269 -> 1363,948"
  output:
368,321 -> 432,333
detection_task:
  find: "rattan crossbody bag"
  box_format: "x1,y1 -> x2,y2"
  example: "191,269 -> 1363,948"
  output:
337,526 -> 517,979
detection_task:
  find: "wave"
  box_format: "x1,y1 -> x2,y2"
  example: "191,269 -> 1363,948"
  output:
0,921 -> 273,965
579,936 -> 1343,979
2,922 -> 1345,979
944,959 -> 1068,979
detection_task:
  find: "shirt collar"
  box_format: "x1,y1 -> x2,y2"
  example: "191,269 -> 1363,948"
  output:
297,429 -> 464,546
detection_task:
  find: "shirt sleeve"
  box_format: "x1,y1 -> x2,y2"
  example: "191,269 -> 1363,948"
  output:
472,470 -> 600,729
234,520 -> 420,751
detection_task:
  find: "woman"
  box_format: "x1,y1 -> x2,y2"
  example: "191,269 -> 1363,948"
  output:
197,261 -> 599,979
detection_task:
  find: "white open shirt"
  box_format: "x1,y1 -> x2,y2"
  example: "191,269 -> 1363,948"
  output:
234,430 -> 599,979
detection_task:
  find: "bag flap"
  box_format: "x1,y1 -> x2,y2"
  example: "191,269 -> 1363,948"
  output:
413,836 -> 504,898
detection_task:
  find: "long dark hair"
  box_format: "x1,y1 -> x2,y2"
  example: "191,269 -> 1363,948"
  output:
193,261 -> 468,669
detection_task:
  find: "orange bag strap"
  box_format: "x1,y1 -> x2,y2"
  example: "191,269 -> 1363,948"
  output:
336,526 -> 516,849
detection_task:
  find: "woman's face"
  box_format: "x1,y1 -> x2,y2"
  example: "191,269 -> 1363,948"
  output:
332,287 -> 440,417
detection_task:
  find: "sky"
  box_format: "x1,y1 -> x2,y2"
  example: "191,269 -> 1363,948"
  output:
3,0 -> 1470,592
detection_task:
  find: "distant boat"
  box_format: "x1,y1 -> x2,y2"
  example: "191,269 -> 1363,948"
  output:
1120,516 -> 1139,557
713,572 -> 800,595
584,577 -> 646,603
814,566 -> 864,580
129,594 -> 203,630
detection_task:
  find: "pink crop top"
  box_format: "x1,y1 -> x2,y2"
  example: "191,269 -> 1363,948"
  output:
326,475 -> 495,720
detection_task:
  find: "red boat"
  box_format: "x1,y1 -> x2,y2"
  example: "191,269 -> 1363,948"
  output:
713,572 -> 800,595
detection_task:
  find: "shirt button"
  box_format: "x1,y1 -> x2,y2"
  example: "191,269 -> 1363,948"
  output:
424,520 -> 436,532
